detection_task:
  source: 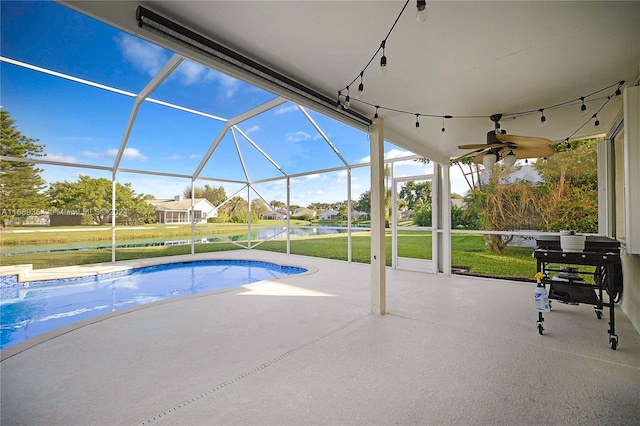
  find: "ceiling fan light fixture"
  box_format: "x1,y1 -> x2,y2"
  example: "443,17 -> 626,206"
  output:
483,153 -> 497,169
503,151 -> 517,167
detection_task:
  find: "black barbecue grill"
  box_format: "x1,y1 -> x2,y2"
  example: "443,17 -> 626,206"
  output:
533,236 -> 623,349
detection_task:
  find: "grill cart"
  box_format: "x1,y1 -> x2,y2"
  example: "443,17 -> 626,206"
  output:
533,236 -> 623,350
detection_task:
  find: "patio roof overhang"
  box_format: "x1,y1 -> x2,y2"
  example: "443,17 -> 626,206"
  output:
61,0 -> 640,164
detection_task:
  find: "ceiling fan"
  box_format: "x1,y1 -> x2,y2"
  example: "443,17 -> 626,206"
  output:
453,114 -> 555,168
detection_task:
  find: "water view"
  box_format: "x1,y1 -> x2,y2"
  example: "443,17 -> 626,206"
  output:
0,225 -> 369,255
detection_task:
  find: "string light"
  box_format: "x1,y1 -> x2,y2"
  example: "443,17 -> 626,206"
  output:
379,40 -> 388,76
344,86 -> 351,110
539,109 -> 546,127
442,115 -> 451,132
416,0 -> 428,22
335,0 -> 624,149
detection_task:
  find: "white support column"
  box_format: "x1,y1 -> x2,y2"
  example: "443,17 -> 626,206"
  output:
432,164 -> 440,273
111,175 -> 116,263
441,163 -> 452,274
370,118 -> 386,315
190,180 -> 196,256
247,185 -> 252,249
347,167 -> 352,263
286,177 -> 291,255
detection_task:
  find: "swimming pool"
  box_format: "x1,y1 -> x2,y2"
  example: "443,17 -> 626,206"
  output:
0,260 -> 306,349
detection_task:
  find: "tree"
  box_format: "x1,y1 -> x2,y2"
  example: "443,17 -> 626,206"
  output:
532,139 -> 599,233
250,198 -> 268,219
308,202 -> 331,211
355,190 -> 371,213
0,110 -> 47,226
183,184 -> 227,207
47,175 -> 155,225
270,200 -> 286,209
338,203 -> 350,220
399,180 -> 432,210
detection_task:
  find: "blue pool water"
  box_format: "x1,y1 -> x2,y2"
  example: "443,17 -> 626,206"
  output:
0,260 -> 306,349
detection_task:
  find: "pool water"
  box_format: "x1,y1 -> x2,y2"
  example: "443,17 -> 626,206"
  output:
0,260 -> 306,349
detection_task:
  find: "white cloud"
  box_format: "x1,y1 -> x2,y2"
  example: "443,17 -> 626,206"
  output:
274,105 -> 298,115
286,131 -> 321,142
189,154 -> 202,160
167,154 -> 185,160
293,173 -> 320,182
243,125 -> 260,134
82,151 -> 100,158
357,148 -> 415,164
84,147 -> 148,161
115,34 -> 168,77
176,61 -> 217,85
120,148 -> 147,161
216,73 -> 241,98
115,35 -> 238,92
45,153 -> 76,163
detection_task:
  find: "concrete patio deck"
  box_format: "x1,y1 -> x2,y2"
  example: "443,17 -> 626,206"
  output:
1,250 -> 639,425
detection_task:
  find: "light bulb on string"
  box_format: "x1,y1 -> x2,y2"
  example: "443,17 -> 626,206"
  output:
580,97 -> 587,116
374,105 -> 379,119
539,109 -> 546,128
415,114 -> 421,134
564,138 -> 571,152
379,40 -> 388,76
594,114 -> 600,130
344,86 -> 351,110
614,81 -> 623,102
442,115 -> 451,132
416,0 -> 428,22
336,91 -> 342,111
356,72 -> 364,99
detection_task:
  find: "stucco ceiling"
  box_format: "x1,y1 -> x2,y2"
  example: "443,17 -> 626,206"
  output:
62,1 -> 640,163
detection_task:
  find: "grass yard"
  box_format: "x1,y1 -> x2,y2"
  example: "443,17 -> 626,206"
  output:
1,225 -> 540,281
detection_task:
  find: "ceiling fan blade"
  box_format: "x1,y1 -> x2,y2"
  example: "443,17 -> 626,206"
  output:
471,145 -> 556,164
472,151 -> 487,164
457,143 -> 505,149
451,148 -> 487,162
496,134 -> 552,147
512,145 -> 555,159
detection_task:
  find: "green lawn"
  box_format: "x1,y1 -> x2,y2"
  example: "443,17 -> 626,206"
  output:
1,226 -> 539,281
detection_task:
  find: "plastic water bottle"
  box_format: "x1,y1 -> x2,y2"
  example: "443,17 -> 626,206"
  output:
534,281 -> 550,312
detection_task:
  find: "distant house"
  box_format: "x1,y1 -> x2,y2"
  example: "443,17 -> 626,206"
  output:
351,210 -> 369,221
263,208 -> 289,220
451,199 -> 467,209
146,196 -> 218,224
399,209 -> 414,220
292,207 -> 317,218
318,208 -> 339,220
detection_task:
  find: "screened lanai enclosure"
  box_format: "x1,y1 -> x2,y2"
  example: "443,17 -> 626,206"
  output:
2,1 -> 640,329
1,1 -> 448,273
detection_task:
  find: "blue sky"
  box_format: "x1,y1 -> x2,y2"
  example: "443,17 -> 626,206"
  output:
1,1 -> 466,206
